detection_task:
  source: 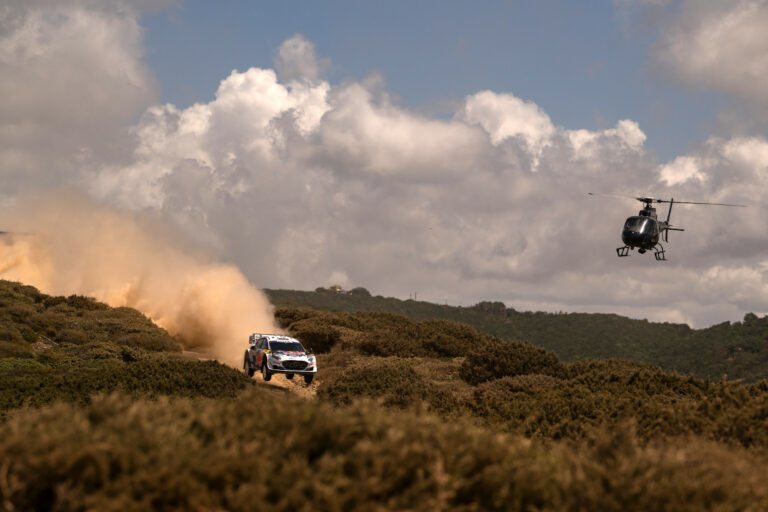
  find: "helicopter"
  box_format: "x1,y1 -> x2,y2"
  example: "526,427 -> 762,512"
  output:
588,193 -> 746,261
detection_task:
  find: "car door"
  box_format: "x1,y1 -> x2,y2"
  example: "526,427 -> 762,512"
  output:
255,339 -> 266,368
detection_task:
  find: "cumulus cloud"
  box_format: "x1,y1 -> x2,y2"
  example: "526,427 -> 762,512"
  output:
654,0 -> 768,108
460,91 -> 555,152
274,33 -> 328,83
104,57 -> 766,327
0,0 -> 157,196
2,3 -> 768,329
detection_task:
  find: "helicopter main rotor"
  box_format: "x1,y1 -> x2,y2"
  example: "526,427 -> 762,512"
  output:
634,196 -> 746,208
587,192 -> 747,208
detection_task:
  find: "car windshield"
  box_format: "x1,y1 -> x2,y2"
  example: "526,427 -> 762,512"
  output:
270,342 -> 305,352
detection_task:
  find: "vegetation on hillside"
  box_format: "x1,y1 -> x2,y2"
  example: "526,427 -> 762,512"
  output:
0,280 -> 252,413
0,280 -> 180,353
3,280 -> 768,509
266,288 -> 768,381
280,306 -> 768,447
3,391 -> 768,511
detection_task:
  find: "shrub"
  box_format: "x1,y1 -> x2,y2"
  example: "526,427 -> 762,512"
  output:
63,342 -> 126,361
14,284 -> 43,303
0,340 -> 33,358
290,319 -> 342,353
117,333 -> 181,352
42,296 -> 67,308
349,287 -> 371,297
0,326 -> 24,344
483,374 -> 562,394
55,328 -> 88,345
274,306 -> 321,329
460,338 -> 567,385
275,307 -> 487,359
472,301 -> 507,314
421,320 -> 483,358
17,324 -> 38,343
2,392 -> 768,511
352,330 -> 423,357
65,294 -> 108,310
318,358 -> 431,408
0,357 -> 252,412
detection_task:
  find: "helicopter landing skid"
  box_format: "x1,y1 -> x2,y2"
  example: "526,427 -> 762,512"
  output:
653,244 -> 667,261
616,246 -> 631,257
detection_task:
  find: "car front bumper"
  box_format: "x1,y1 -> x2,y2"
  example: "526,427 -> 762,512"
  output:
266,361 -> 317,374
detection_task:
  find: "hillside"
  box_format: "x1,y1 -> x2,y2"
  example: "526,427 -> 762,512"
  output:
0,280 -> 252,413
265,287 -> 768,381
3,279 -> 768,509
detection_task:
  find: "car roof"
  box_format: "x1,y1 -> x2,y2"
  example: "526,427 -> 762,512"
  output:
250,334 -> 300,343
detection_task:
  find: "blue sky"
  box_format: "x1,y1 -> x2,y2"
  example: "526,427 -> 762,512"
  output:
142,0 -> 720,162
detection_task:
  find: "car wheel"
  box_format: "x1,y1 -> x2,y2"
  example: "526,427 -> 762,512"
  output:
244,353 -> 254,377
285,373 -> 294,380
262,360 -> 272,381
303,374 -> 314,385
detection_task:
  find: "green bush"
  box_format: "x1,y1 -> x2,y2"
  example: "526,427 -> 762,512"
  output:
0,280 -> 180,353
65,294 -> 109,311
42,295 -> 67,308
55,328 -> 88,345
460,338 -> 567,385
0,340 -> 33,358
117,333 -> 181,352
352,330 -> 422,357
0,326 -> 24,344
2,392 -> 768,511
349,286 -> 371,297
275,307 -> 490,359
318,357 -> 431,408
274,306 -> 321,329
0,356 -> 252,413
63,342 -> 128,361
290,319 -> 342,353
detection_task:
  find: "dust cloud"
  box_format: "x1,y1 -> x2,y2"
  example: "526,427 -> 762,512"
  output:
0,193 -> 282,366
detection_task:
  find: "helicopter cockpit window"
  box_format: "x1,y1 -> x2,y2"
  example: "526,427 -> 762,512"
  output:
624,217 -> 654,234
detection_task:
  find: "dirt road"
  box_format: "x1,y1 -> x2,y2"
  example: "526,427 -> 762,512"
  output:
182,350 -> 317,398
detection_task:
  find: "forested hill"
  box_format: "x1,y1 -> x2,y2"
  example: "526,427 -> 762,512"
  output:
264,288 -> 768,381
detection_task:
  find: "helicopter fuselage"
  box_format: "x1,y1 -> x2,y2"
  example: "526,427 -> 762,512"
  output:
620,206 -> 671,253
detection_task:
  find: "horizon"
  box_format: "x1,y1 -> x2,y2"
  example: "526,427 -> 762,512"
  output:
265,285 -> 765,330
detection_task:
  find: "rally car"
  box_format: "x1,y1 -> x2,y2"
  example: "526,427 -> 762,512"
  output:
243,334 -> 317,385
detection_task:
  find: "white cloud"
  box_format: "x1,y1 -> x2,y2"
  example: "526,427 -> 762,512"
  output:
659,155 -> 708,185
0,0 -> 155,193
655,0 -> 768,107
314,83 -> 488,178
274,33 -> 328,83
460,90 -> 556,155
